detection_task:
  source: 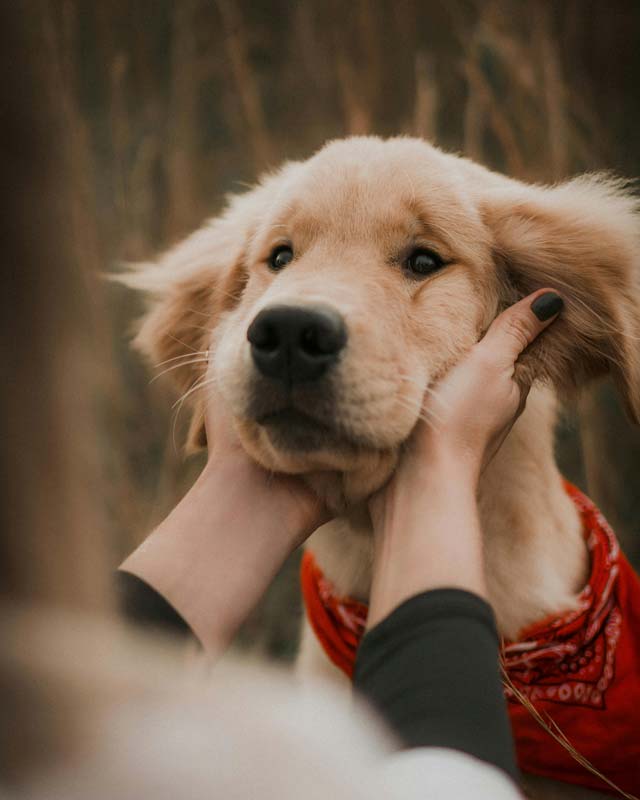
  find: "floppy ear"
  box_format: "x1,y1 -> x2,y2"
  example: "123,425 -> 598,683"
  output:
483,175 -> 640,422
117,162 -> 301,452
117,187 -> 264,451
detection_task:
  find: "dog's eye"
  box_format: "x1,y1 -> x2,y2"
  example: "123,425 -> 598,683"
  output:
269,245 -> 294,271
405,248 -> 445,278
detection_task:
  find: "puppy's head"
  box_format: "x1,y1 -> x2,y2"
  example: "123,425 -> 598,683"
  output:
126,138 -> 640,508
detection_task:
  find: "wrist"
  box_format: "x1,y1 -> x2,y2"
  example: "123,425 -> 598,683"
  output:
371,446 -> 477,530
419,435 -> 482,488
121,457 -> 307,653
201,449 -> 322,549
367,450 -> 487,629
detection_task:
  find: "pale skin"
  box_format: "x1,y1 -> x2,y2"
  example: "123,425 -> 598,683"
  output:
121,288 -> 562,652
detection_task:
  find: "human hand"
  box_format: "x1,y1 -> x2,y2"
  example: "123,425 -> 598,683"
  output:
365,289 -> 563,624
120,358 -> 329,653
408,288 -> 564,483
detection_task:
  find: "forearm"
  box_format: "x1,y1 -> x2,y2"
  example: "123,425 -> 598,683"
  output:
362,454 -> 518,779
120,457 -> 312,653
354,589 -> 518,781
368,450 -> 486,629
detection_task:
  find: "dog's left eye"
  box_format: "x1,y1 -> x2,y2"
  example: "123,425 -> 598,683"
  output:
269,245 -> 294,271
405,248 -> 445,278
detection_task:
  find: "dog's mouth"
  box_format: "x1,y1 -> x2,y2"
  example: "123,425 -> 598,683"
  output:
256,407 -> 353,453
245,375 -> 363,454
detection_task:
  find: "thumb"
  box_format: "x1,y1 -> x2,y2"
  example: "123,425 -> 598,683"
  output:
478,289 -> 564,366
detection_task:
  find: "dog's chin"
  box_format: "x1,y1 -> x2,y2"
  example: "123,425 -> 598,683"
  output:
234,412 -> 399,511
259,409 -> 348,454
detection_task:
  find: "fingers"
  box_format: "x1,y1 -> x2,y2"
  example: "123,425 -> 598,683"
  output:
477,289 -> 563,366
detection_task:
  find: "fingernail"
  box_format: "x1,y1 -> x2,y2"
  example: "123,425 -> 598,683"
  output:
531,292 -> 564,321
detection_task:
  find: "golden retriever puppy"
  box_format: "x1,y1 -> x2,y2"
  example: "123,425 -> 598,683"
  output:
123,137 -> 640,797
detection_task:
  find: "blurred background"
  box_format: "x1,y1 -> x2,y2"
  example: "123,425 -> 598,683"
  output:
5,0 -> 640,661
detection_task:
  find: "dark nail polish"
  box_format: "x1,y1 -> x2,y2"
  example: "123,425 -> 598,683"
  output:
531,292 -> 564,321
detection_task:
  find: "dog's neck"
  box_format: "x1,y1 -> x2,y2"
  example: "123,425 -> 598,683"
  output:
308,386 -> 589,640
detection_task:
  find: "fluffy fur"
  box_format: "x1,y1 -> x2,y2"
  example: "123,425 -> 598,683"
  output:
122,136 -> 640,794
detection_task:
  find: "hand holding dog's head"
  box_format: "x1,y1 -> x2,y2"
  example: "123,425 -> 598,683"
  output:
123,138 -> 640,508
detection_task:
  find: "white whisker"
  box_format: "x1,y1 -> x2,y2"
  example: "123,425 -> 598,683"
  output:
168,333 -> 200,354
154,350 -> 209,368
150,357 -> 208,384
183,323 -> 216,336
391,393 -> 445,429
172,375 -> 217,410
171,373 -> 218,454
185,307 -> 215,319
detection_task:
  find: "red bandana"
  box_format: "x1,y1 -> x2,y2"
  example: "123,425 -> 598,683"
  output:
300,482 -> 640,796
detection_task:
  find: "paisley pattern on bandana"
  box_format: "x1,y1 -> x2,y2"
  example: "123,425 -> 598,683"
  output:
503,481 -> 622,709
301,480 -> 640,796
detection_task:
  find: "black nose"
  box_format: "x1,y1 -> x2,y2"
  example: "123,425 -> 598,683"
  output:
247,305 -> 347,384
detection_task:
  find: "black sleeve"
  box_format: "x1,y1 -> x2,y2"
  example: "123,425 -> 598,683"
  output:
353,588 -> 518,781
116,571 -> 193,639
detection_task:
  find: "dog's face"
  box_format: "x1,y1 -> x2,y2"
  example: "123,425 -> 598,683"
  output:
129,137 -> 640,506
214,140 -> 498,494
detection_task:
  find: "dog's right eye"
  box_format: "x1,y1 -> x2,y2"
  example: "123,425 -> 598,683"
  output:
269,245 -> 294,271
405,248 -> 445,278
